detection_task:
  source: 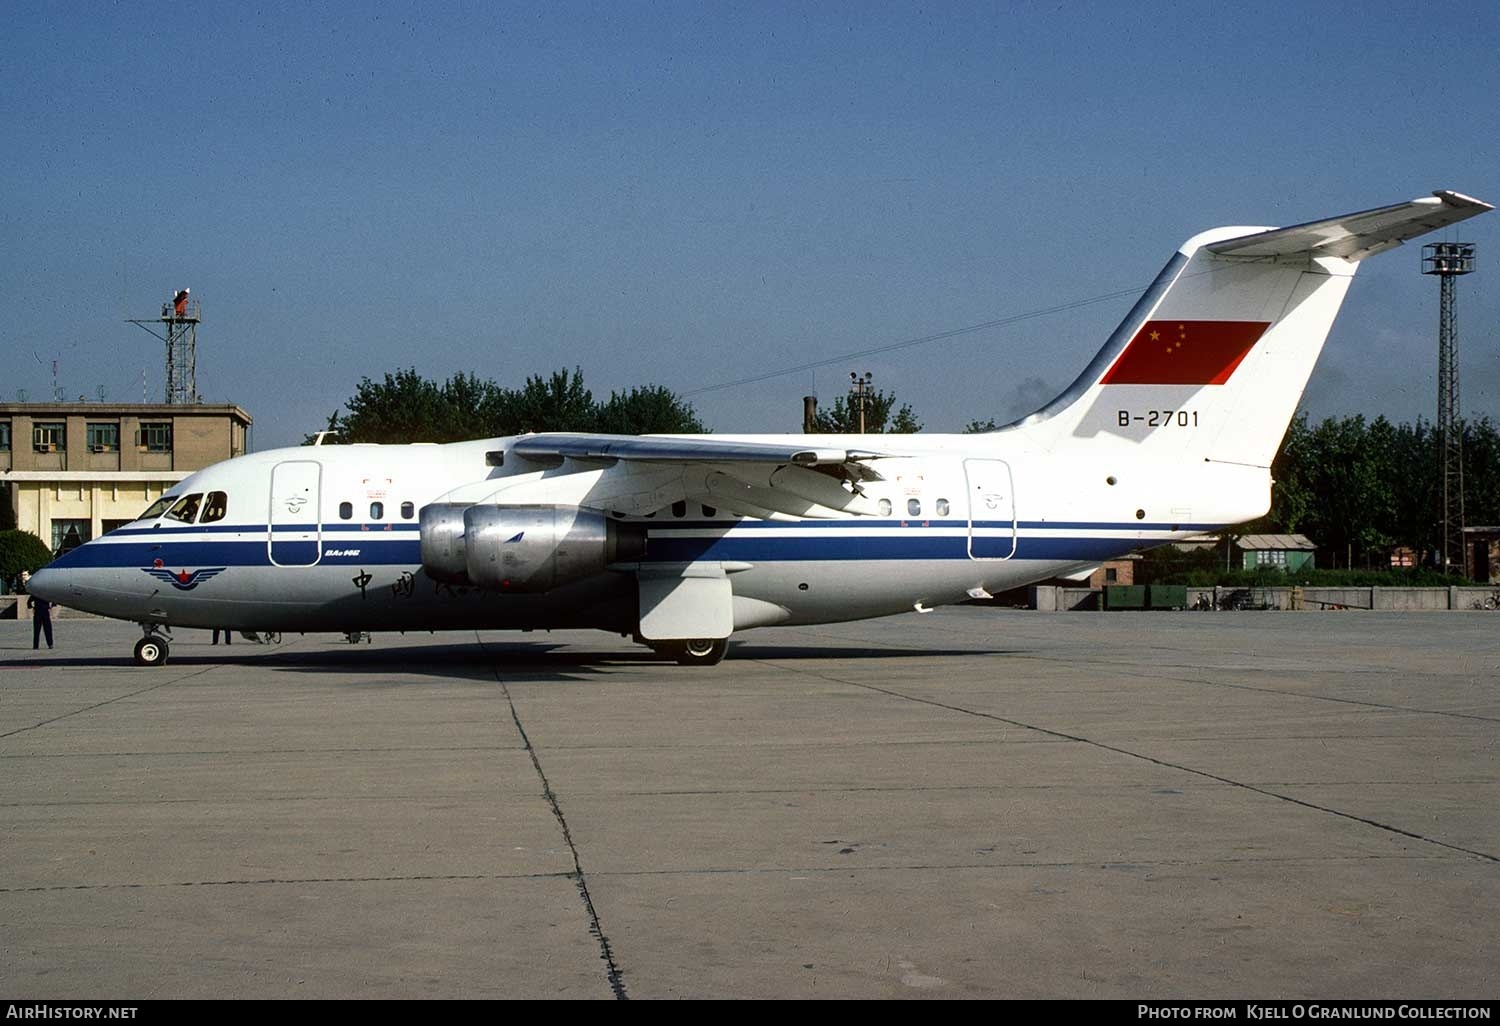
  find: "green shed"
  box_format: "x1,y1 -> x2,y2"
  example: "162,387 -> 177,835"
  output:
1235,534 -> 1316,573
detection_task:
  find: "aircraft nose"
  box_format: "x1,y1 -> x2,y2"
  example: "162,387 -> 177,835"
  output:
25,567 -> 65,604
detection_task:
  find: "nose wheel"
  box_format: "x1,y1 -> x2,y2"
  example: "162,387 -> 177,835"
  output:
133,637 -> 169,666
134,627 -> 171,666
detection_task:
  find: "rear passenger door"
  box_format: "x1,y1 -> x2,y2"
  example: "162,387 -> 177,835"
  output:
964,458 -> 1016,560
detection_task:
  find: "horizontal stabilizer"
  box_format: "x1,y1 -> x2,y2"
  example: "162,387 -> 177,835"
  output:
1207,190 -> 1492,261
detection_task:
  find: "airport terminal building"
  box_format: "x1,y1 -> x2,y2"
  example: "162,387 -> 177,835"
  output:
0,401 -> 252,555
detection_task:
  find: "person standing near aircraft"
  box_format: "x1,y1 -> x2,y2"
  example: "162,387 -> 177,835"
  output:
24,571 -> 54,650
212,628 -> 232,645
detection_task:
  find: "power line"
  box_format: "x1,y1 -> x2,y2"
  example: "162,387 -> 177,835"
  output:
681,281 -> 1151,398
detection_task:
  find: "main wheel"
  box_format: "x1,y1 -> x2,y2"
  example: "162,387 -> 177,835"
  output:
666,638 -> 728,666
133,637 -> 169,667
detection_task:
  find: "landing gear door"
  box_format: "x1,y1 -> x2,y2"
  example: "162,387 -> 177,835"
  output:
269,460 -> 322,567
964,458 -> 1016,560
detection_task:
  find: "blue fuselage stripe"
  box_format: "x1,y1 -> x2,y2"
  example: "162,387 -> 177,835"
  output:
52,531 -> 1150,569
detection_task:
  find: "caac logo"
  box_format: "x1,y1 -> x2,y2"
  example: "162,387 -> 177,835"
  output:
141,567 -> 228,591
284,495 -> 309,515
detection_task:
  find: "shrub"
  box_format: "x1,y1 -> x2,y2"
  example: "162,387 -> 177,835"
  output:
0,530 -> 53,592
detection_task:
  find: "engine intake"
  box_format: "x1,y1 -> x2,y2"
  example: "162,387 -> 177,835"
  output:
463,505 -> 645,592
419,503 -> 473,584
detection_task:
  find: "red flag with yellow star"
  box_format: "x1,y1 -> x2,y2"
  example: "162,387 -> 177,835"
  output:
1100,320 -> 1270,385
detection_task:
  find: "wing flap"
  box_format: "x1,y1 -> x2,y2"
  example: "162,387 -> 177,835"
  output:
512,432 -> 882,467
510,432 -> 889,483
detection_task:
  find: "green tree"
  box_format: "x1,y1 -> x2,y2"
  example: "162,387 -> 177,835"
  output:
507,368 -> 597,434
597,385 -> 707,435
325,369 -> 452,443
321,367 -> 706,443
0,530 -> 53,591
1252,409 -> 1500,569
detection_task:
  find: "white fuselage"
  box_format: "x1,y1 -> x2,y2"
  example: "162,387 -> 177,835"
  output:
32,430 -> 1264,635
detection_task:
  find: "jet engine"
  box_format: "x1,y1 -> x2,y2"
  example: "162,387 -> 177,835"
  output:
418,503 -> 473,584
461,505 -> 646,592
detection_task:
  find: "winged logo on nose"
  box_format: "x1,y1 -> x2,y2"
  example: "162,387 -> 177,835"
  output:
141,567 -> 228,591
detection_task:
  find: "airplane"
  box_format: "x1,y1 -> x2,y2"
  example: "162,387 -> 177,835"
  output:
26,190 -> 1492,667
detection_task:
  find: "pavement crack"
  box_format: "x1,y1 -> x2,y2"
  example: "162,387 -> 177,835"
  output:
755,660 -> 1500,865
486,636 -> 629,1001
0,664 -> 221,740
0,871 -> 576,894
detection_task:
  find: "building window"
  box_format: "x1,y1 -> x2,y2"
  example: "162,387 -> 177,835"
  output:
139,422 -> 173,453
33,423 -> 66,453
51,519 -> 91,552
0,421 -> 10,451
87,422 -> 120,452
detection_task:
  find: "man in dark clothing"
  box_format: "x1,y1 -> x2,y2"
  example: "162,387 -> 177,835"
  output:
29,592 -> 53,650
212,628 -> 232,645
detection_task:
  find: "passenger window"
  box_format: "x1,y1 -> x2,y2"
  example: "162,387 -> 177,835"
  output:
878,498 -> 893,516
370,501 -> 384,520
936,498 -> 950,516
200,491 -> 229,523
400,501 -> 414,520
339,502 -> 353,520
672,500 -> 686,518
165,493 -> 203,523
701,505 -> 717,518
908,498 -> 921,517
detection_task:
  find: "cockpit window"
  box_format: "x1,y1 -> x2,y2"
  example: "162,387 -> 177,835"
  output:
200,491 -> 229,524
165,493 -> 204,523
138,495 -> 178,521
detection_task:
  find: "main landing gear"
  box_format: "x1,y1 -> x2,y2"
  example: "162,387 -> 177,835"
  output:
655,638 -> 729,666
133,625 -> 171,667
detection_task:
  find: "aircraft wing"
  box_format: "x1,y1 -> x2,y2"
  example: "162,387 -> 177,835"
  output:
502,432 -> 894,518
1207,190 -> 1493,261
511,433 -> 891,477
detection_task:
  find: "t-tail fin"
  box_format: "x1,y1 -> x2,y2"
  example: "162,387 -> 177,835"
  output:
1017,190 -> 1492,469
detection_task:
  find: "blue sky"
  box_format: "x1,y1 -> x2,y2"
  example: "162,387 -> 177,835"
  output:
4,1 -> 1497,448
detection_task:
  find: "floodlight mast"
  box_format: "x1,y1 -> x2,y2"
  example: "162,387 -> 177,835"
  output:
1422,243 -> 1476,576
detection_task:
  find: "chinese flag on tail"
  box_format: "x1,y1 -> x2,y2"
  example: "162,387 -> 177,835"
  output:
1100,320 -> 1270,385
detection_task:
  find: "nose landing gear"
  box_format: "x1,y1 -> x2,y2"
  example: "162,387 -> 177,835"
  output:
133,625 -> 171,666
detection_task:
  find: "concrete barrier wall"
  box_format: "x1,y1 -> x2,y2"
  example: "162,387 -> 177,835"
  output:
1454,587 -> 1500,610
1302,588 -> 1373,609
1370,588 -> 1446,611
